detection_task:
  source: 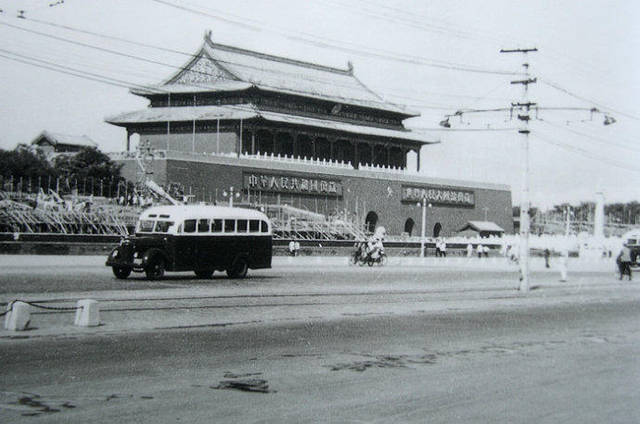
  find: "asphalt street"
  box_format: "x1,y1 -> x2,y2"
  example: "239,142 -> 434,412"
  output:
0,255 -> 638,423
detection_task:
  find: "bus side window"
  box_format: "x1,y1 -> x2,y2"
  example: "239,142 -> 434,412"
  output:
261,220 -> 269,233
212,219 -> 223,233
237,219 -> 248,233
249,220 -> 260,233
224,219 -> 236,233
198,219 -> 210,233
184,219 -> 196,233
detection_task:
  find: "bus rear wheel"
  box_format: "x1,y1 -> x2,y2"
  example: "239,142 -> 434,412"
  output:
112,266 -> 132,279
194,269 -> 214,279
227,258 -> 248,279
145,257 -> 165,280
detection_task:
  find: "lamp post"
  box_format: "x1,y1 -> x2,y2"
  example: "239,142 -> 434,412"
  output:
222,186 -> 241,207
417,199 -> 432,257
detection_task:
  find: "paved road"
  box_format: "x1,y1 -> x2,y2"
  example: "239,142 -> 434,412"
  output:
1,300 -> 638,423
0,255 -> 637,422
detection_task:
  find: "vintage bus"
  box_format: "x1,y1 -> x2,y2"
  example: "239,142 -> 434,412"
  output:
106,205 -> 272,280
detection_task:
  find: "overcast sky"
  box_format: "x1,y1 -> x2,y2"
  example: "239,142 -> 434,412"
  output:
0,0 -> 638,209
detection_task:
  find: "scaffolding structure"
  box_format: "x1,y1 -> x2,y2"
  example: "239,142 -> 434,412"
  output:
0,189 -> 366,240
263,203 -> 367,240
0,190 -> 138,235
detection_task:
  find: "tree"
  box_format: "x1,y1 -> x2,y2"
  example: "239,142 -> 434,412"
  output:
54,147 -> 121,180
53,147 -> 124,196
0,144 -> 56,178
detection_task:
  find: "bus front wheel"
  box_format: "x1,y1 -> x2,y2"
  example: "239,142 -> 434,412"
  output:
227,258 -> 248,279
112,266 -> 132,279
145,257 -> 165,280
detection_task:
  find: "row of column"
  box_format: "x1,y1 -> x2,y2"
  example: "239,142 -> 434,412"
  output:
239,127 -> 420,170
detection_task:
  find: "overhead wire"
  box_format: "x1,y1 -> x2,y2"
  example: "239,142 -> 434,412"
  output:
541,78 -> 640,121
533,130 -> 640,174
341,0 -> 638,117
8,1 -> 638,133
0,50 -> 151,91
23,15 -> 519,107
2,17 -> 499,113
147,0 -> 520,76
538,120 -> 640,153
0,19 -> 411,109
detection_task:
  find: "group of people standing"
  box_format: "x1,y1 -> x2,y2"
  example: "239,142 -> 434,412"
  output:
466,243 -> 489,258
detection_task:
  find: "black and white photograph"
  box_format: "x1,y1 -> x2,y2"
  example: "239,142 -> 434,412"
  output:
0,0 -> 639,422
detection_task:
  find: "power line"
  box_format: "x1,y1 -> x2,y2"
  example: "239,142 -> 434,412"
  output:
539,120 -> 640,153
0,51 -> 143,91
24,15 -> 520,107
147,0 -> 520,76
0,20 -> 414,109
541,78 -> 640,121
533,130 -> 640,174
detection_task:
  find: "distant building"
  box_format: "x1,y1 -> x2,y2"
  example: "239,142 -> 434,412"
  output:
31,130 -> 97,155
106,33 -> 513,236
458,221 -> 506,238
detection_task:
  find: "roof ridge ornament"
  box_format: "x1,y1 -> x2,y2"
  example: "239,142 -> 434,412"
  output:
205,30 -> 213,41
347,61 -> 354,75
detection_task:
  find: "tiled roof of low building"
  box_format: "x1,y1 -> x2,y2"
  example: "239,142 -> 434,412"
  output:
31,130 -> 97,148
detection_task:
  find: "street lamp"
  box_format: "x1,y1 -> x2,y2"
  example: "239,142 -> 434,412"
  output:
417,199 -> 432,258
222,186 -> 241,207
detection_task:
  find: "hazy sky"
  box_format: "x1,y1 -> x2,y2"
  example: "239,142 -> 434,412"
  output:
0,0 -> 638,209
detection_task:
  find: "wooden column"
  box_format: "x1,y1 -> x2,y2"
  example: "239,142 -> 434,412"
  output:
353,141 -> 359,168
293,132 -> 298,157
251,131 -> 256,155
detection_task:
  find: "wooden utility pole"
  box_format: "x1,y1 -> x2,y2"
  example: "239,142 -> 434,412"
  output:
501,47 -> 537,292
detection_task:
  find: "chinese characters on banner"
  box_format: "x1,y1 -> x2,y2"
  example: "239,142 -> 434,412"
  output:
402,185 -> 475,207
244,173 -> 343,196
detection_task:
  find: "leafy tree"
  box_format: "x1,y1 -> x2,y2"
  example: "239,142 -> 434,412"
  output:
54,147 -> 123,181
0,144 -> 56,178
53,147 -> 124,196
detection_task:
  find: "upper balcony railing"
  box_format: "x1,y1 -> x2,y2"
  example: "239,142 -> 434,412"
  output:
109,149 -> 419,175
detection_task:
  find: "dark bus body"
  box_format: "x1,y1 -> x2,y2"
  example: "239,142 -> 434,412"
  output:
106,205 -> 272,279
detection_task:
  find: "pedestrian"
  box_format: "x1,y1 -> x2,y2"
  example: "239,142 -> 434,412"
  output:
483,245 -> 489,258
477,243 -> 483,258
544,248 -> 551,268
617,243 -> 633,281
440,239 -> 447,257
435,239 -> 441,257
559,249 -> 568,282
288,240 -> 296,256
466,243 -> 473,258
294,240 -> 301,256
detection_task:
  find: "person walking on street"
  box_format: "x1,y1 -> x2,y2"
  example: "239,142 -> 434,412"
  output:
617,244 -> 633,281
477,243 -> 483,258
544,248 -> 551,268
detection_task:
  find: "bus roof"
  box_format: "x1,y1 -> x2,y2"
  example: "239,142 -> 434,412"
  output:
140,205 -> 270,221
